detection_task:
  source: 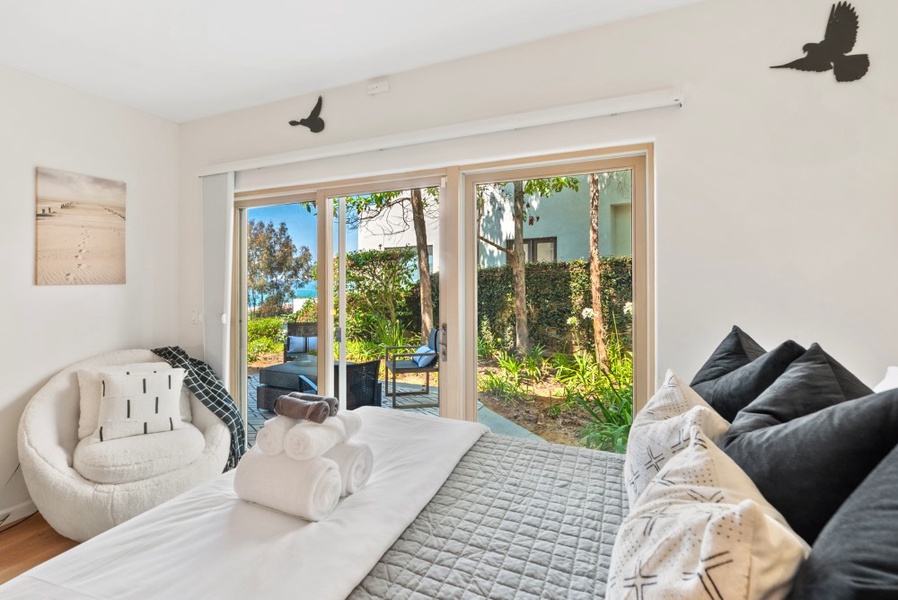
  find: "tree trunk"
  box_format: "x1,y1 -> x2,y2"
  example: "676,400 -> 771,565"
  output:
511,181 -> 530,353
589,173 -> 608,366
410,188 -> 434,343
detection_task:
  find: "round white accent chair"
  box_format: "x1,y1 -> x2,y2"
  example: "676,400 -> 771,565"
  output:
18,349 -> 231,542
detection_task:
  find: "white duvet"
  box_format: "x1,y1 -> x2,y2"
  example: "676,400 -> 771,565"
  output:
1,407 -> 488,600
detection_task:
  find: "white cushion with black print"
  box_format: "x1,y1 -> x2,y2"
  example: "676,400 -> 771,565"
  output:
623,370 -> 729,509
94,368 -> 186,441
608,427 -> 809,600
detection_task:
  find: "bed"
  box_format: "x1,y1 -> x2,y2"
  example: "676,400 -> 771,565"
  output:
0,407 -> 627,599
8,325 -> 898,599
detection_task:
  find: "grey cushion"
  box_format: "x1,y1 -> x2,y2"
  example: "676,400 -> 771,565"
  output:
790,442 -> 898,598
723,343 -> 872,441
691,325 -> 766,386
691,334 -> 805,423
724,388 -> 898,545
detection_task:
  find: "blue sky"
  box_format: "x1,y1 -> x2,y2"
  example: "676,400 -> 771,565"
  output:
247,202 -> 358,261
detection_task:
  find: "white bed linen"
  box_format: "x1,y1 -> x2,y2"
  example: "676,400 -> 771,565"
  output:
2,407 -> 488,600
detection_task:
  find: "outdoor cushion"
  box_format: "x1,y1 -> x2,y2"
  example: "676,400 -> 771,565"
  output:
74,423 -> 206,484
691,331 -> 805,422
790,442 -> 898,597
287,335 -> 307,354
724,343 -> 872,441
413,345 -> 437,368
724,388 -> 898,545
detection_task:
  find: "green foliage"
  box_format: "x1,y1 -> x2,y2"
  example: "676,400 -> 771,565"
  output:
478,370 -> 525,402
289,299 -> 318,323
343,248 -> 416,340
245,316 -> 286,363
370,315 -> 413,349
247,316 -> 285,344
344,339 -> 382,362
559,334 -> 634,453
248,219 -> 313,317
473,258 -> 632,353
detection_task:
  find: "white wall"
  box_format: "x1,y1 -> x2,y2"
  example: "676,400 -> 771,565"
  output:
0,66 -> 180,518
179,0 -> 898,391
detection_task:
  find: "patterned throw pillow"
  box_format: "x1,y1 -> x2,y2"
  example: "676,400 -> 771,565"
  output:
95,369 -> 186,441
78,362 -> 192,439
624,370 -> 729,508
608,428 -> 808,600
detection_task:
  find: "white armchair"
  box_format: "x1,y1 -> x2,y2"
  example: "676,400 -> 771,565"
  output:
17,349 -> 231,542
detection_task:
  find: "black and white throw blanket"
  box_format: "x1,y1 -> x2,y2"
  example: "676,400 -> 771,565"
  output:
153,346 -> 246,469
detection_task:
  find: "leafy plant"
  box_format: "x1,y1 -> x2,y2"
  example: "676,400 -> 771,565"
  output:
522,344 -> 547,382
478,370 -> 525,402
556,331 -> 634,453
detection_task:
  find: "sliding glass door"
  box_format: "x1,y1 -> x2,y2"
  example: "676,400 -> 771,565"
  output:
325,180 -> 443,413
464,154 -> 649,451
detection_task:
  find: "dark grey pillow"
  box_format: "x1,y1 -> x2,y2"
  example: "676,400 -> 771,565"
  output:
790,442 -> 898,598
690,325 -> 767,386
723,343 -> 872,441
691,336 -> 805,423
724,388 -> 898,545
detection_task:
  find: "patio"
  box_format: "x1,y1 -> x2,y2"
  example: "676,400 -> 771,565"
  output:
245,374 -> 541,446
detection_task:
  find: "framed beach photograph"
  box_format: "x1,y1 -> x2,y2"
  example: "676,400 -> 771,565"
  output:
35,167 -> 126,285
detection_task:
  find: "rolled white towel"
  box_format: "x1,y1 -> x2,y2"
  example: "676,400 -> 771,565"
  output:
324,441 -> 374,497
256,415 -> 296,455
234,447 -> 341,521
284,418 -> 346,461
336,411 -> 363,440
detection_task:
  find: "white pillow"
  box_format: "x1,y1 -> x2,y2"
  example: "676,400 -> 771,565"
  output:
94,369 -> 186,441
608,428 -> 809,600
624,370 -> 729,508
77,362 -> 192,439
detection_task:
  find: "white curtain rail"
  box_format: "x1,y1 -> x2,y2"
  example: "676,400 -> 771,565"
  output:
199,87 -> 683,176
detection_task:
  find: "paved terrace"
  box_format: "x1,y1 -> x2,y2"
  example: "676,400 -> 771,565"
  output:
245,374 -> 542,446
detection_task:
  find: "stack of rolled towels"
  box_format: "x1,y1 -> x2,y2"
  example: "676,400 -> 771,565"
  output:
234,393 -> 374,521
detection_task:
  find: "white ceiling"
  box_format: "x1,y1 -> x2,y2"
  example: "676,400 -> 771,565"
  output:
0,0 -> 705,122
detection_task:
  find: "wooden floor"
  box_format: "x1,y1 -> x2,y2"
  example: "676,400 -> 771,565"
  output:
0,513 -> 77,584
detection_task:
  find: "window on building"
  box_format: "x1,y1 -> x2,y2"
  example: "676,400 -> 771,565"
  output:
504,237 -> 557,263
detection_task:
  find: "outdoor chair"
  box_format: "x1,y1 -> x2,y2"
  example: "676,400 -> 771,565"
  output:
384,328 -> 440,409
284,322 -> 318,362
298,359 -> 383,411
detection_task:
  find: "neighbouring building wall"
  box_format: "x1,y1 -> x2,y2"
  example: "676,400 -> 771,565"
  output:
179,0 -> 898,392
0,65 -> 180,519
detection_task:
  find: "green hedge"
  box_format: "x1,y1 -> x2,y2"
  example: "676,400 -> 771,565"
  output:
406,258 -> 632,353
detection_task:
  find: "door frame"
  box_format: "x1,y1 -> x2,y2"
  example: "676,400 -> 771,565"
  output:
229,144 -> 654,421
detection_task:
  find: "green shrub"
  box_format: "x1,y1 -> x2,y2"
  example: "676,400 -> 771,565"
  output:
247,316 -> 285,344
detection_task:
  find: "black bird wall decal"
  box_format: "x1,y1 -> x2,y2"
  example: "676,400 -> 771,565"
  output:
770,2 -> 869,82
289,95 -> 325,132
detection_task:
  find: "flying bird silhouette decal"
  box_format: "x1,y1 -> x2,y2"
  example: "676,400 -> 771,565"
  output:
289,95 -> 325,132
770,2 -> 869,82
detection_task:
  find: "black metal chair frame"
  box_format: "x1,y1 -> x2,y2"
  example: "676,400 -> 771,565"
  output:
384,328 -> 439,409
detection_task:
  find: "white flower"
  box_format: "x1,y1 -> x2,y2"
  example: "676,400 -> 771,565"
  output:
581,307 -> 595,320
623,302 -> 633,316
566,316 -> 578,327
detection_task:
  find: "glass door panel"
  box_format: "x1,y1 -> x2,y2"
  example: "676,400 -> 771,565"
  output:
474,169 -> 634,451
242,200 -> 318,446
329,185 -> 441,413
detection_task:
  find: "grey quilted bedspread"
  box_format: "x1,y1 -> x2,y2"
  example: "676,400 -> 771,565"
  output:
351,433 -> 627,599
